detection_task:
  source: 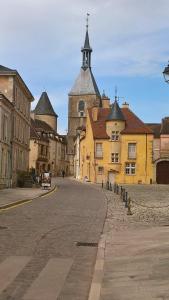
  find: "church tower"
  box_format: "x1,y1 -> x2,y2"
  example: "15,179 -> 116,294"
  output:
67,15 -> 101,174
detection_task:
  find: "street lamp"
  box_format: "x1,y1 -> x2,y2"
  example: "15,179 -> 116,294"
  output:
163,63 -> 169,83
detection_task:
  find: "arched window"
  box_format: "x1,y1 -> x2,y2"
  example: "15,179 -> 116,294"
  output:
78,100 -> 85,117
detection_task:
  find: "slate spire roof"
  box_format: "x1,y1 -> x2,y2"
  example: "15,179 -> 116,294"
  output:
69,24 -> 100,97
34,92 -> 58,117
107,99 -> 125,121
83,29 -> 92,50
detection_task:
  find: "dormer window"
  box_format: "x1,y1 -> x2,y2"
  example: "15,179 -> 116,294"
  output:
111,131 -> 119,141
78,100 -> 85,117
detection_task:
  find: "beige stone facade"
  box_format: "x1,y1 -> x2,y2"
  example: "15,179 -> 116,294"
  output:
0,66 -> 34,187
0,93 -> 13,188
29,92 -> 69,177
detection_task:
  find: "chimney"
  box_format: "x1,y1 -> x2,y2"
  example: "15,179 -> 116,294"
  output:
102,91 -> 110,108
122,102 -> 129,109
92,107 -> 98,121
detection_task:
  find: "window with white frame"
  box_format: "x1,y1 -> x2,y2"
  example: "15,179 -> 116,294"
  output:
128,143 -> 136,159
95,143 -> 103,158
111,131 -> 119,141
125,162 -> 136,175
98,166 -> 104,174
111,153 -> 119,163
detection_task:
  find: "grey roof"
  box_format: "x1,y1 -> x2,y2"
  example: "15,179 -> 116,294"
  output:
83,30 -> 92,50
34,92 -> 58,117
0,65 -> 34,101
0,65 -> 15,72
107,100 -> 125,121
69,67 -> 100,97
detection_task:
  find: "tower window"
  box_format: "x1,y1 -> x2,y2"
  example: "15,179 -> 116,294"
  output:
78,100 -> 85,117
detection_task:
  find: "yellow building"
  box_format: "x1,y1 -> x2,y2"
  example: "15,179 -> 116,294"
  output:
79,100 -> 153,184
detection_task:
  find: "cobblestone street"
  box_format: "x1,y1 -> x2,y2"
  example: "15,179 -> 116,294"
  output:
100,185 -> 169,300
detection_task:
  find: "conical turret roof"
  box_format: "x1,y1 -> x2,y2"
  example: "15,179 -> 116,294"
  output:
107,99 -> 125,121
34,92 -> 58,117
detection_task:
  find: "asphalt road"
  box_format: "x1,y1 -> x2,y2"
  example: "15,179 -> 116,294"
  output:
0,178 -> 107,300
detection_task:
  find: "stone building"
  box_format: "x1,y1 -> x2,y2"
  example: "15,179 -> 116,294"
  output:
30,92 -> 69,176
147,117 -> 169,184
0,93 -> 13,188
0,65 -> 34,187
67,24 -> 101,174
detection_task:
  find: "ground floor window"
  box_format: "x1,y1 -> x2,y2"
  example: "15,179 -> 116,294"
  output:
98,166 -> 104,174
125,162 -> 136,175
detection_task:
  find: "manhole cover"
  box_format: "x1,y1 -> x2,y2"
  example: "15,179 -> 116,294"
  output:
0,226 -> 8,230
76,242 -> 98,247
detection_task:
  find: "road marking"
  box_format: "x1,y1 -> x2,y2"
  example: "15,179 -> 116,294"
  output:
41,185 -> 58,198
23,258 -> 73,300
0,185 -> 58,213
0,256 -> 31,294
0,200 -> 32,212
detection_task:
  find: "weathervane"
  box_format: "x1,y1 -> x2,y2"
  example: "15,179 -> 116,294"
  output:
115,86 -> 118,101
86,13 -> 90,30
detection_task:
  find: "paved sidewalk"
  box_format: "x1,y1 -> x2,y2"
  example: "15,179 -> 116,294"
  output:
0,178 -> 57,210
98,188 -> 169,300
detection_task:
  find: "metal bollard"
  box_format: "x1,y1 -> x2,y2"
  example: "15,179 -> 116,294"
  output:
109,183 -> 112,191
116,184 -> 118,194
114,183 -> 116,193
125,191 -> 128,208
122,189 -> 126,202
127,197 -> 132,215
102,180 -> 103,189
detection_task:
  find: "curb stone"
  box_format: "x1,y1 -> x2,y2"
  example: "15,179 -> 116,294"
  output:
88,234 -> 106,300
0,184 -> 57,211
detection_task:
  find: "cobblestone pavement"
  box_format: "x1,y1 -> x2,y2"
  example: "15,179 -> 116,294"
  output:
100,185 -> 169,300
0,177 -> 107,300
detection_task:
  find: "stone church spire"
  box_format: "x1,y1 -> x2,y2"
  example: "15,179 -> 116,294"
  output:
81,13 -> 92,70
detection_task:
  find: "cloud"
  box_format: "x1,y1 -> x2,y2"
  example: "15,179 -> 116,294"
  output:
1,0 -> 169,129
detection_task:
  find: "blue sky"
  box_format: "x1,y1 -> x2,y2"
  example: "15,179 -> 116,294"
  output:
1,0 -> 169,133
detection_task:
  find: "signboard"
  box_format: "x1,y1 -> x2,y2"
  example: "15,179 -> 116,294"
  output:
41,172 -> 51,188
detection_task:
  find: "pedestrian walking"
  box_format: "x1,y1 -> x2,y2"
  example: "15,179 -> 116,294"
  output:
62,170 -> 65,178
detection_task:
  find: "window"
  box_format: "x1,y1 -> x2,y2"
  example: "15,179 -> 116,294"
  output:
125,163 -> 136,175
128,143 -> 136,159
95,143 -> 103,158
111,131 -> 119,141
111,153 -> 119,163
78,100 -> 85,117
98,166 -> 104,174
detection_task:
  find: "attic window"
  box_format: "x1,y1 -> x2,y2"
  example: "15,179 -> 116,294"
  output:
112,131 -> 119,141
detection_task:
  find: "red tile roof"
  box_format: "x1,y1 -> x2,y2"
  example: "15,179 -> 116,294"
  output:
88,107 -> 153,139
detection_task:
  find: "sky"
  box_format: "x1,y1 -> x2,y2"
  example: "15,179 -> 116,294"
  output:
1,0 -> 169,134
